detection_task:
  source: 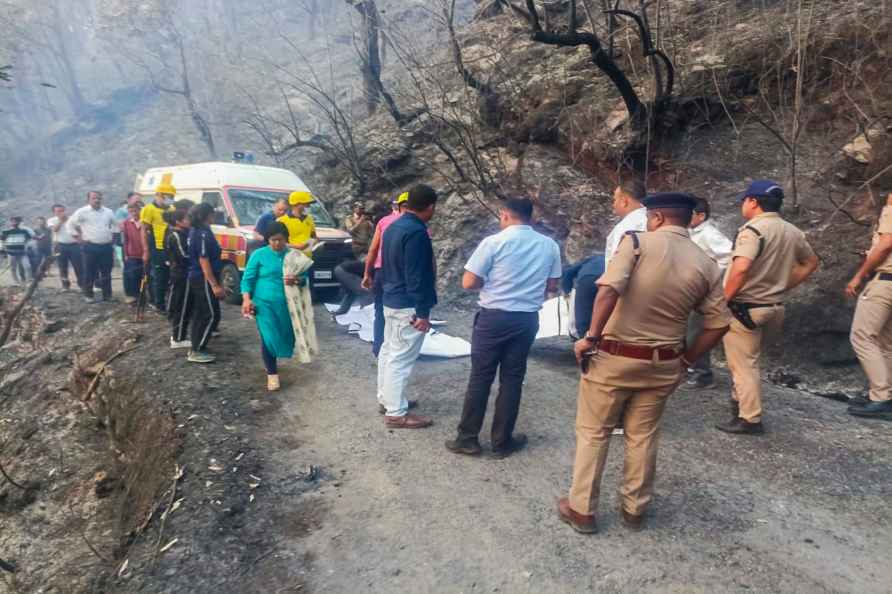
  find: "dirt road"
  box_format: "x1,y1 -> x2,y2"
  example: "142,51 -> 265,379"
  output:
241,306 -> 892,594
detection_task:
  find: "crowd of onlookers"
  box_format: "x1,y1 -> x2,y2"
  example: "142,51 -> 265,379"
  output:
0,188 -> 226,365
2,193 -> 136,297
0,214 -> 53,285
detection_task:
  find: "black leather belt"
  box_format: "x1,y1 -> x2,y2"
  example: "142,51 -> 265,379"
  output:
877,273 -> 892,281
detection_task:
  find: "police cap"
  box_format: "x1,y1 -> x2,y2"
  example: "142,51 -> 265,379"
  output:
641,192 -> 698,210
735,180 -> 783,202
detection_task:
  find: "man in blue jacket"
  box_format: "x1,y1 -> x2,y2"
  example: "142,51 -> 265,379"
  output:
376,184 -> 439,429
562,253 -> 606,339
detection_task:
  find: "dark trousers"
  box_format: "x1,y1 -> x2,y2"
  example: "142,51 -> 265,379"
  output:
457,309 -> 539,449
211,291 -> 221,333
8,253 -> 28,284
123,258 -> 144,298
149,248 -> 170,310
28,247 -> 51,278
168,276 -> 189,341
82,243 -> 113,300
56,243 -> 83,289
189,278 -> 219,352
373,270 -> 385,357
262,343 -> 277,375
334,259 -> 370,314
686,312 -> 713,375
574,274 -> 599,338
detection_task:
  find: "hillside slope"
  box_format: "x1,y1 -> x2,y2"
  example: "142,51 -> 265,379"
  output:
2,0 -> 890,392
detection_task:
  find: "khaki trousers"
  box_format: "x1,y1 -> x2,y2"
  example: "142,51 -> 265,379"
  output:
568,352 -> 682,517
850,278 -> 892,402
723,305 -> 784,423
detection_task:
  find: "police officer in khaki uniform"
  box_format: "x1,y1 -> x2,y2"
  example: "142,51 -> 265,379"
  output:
845,193 -> 892,420
720,180 -> 819,434
557,193 -> 730,534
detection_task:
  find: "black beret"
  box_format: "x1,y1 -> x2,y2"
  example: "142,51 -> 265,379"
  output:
642,192 -> 698,210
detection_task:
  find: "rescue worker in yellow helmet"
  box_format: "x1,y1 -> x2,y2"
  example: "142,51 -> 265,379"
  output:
277,190 -> 318,257
140,180 -> 177,311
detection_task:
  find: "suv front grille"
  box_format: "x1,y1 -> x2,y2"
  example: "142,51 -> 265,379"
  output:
314,241 -> 353,269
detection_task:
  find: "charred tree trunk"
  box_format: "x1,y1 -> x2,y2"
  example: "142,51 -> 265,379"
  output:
47,0 -> 86,118
171,27 -> 217,159
345,0 -> 405,124
445,0 -> 504,127
512,0 -> 674,175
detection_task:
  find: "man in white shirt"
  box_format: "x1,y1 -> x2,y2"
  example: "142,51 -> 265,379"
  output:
48,204 -> 84,291
687,197 -> 733,388
69,191 -> 117,302
602,178 -> 648,435
605,179 -> 648,265
446,198 -> 562,458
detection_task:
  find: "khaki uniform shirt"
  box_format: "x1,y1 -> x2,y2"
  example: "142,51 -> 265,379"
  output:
597,226 -> 730,347
727,212 -> 815,304
346,216 -> 374,257
871,206 -> 892,274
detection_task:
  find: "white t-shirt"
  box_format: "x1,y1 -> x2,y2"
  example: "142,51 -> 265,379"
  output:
47,215 -> 76,244
604,207 -> 648,266
68,205 -> 117,244
690,220 -> 733,270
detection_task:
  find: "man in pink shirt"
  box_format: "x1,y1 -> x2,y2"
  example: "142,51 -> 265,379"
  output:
363,193 -> 408,356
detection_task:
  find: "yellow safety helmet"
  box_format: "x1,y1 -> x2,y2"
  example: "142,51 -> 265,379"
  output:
155,183 -> 176,196
155,173 -> 176,197
396,192 -> 409,204
289,190 -> 315,205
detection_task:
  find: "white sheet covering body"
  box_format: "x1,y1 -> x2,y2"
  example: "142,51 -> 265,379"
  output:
536,296 -> 573,339
324,304 -> 470,358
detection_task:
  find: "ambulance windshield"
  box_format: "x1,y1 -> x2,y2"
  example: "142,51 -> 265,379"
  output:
227,188 -> 336,228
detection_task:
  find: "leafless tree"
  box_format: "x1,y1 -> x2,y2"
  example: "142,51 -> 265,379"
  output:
739,0 -> 818,210
442,0 -> 505,127
0,0 -> 89,118
344,0 -> 404,122
237,79 -> 367,192
496,0 -> 674,175
118,8 -> 218,159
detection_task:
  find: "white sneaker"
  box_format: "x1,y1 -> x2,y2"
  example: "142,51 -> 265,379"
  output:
187,350 -> 216,364
170,338 -> 191,349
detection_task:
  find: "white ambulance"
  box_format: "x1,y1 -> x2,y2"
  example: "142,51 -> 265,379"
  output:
134,161 -> 351,300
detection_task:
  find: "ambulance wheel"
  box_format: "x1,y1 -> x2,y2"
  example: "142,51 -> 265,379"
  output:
220,263 -> 242,305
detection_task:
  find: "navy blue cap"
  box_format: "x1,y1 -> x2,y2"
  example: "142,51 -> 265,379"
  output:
736,180 -> 784,202
641,192 -> 698,210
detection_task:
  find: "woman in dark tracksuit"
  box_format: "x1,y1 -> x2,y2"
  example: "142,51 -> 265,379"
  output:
185,203 -> 226,364
164,210 -> 191,349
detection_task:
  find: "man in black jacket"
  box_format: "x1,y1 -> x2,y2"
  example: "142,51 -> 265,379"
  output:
376,185 -> 438,429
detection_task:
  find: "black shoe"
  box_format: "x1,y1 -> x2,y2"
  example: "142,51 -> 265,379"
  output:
849,399 -> 892,420
847,395 -> 870,408
445,438 -> 482,456
716,418 -> 764,435
490,433 -> 529,459
378,400 -> 418,415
